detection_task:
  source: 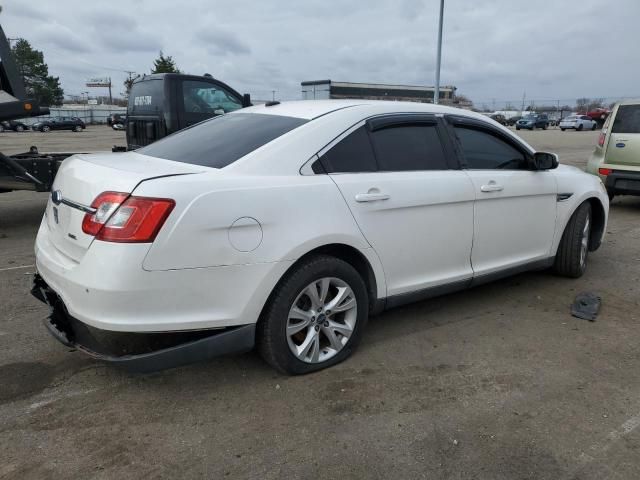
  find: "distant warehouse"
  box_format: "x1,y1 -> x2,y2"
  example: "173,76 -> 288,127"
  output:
301,79 -> 457,104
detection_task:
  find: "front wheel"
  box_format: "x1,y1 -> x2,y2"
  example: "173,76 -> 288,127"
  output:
41,125 -> 50,132
73,125 -> 82,132
15,125 -> 24,132
258,255 -> 369,375
554,202 -> 592,278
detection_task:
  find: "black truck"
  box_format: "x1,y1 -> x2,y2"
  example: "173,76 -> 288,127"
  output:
125,73 -> 251,149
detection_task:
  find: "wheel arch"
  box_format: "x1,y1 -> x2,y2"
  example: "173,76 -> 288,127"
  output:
258,243 -> 385,327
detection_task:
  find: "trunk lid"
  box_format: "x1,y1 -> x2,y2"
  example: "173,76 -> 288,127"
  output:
606,104 -> 640,167
45,151 -> 205,262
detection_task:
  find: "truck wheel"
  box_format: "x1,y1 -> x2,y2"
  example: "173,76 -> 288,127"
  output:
554,202 -> 592,278
258,255 -> 369,375
41,125 -> 50,132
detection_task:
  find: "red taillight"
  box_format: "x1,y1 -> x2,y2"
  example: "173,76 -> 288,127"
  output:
82,192 -> 175,243
599,168 -> 612,176
598,132 -> 606,147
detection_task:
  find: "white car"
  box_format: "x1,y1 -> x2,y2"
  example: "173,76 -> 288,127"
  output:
33,100 -> 609,375
560,115 -> 597,131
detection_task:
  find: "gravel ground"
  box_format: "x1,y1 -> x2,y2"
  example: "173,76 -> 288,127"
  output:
2,127 -> 640,480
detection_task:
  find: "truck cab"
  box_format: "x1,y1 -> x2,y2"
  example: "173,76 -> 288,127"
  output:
126,73 -> 251,149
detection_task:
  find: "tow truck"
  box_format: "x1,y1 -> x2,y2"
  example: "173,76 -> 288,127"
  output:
0,24 -> 74,193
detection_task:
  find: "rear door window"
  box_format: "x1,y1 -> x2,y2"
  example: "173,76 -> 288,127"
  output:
612,105 -> 640,134
320,126 -> 377,173
182,80 -> 243,114
138,113 -> 307,168
369,124 -> 448,171
128,79 -> 164,114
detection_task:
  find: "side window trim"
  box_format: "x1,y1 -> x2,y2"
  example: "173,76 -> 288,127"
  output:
444,115 -> 534,169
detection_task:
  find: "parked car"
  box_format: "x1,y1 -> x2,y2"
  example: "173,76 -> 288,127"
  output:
107,113 -> 126,127
32,100 -> 608,375
586,108 -> 610,122
0,120 -> 29,132
560,115 -> 597,131
587,100 -> 640,200
516,114 -> 549,130
31,117 -> 86,132
506,115 -> 522,126
490,113 -> 507,125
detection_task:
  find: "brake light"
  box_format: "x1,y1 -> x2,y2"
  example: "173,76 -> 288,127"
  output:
599,168 -> 612,176
598,131 -> 606,147
82,192 -> 175,243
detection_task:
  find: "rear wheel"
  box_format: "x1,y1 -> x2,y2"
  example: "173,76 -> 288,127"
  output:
0,124 -> 4,133
591,123 -> 597,131
554,202 -> 592,278
258,255 -> 369,375
41,125 -> 50,132
15,125 -> 24,132
73,125 -> 82,132
577,123 -> 584,131
561,128 -> 566,131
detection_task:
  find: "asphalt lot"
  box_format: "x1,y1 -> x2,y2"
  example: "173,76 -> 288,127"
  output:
2,126 -> 640,479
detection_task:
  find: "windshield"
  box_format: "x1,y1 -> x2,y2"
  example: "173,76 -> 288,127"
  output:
138,112 -> 308,168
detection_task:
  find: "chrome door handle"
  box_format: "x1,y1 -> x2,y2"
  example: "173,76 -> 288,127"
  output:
480,183 -> 504,192
355,192 -> 390,202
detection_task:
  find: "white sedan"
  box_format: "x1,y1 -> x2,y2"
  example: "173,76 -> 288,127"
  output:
560,115 -> 597,131
33,100 -> 609,374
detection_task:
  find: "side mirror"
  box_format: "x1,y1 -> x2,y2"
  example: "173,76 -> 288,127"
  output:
242,93 -> 252,108
534,152 -> 559,170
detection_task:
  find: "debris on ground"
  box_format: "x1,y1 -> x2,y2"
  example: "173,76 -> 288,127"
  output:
571,292 -> 601,321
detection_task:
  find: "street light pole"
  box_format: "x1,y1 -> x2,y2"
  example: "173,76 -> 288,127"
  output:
434,0 -> 444,105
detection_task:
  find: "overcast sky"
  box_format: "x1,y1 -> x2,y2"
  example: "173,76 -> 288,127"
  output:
2,0 -> 638,106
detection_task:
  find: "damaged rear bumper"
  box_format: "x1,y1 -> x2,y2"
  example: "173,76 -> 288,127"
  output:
31,274 -> 255,373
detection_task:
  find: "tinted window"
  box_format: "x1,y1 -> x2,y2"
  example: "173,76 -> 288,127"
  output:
139,113 -> 307,168
321,126 -> 376,173
612,105 -> 640,134
370,124 -> 448,171
128,79 -> 164,114
182,80 -> 242,114
454,127 -> 528,170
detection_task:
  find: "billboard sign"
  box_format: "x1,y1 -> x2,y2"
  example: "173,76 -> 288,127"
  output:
86,77 -> 111,87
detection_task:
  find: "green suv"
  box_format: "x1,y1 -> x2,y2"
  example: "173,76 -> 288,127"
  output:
587,100 -> 640,200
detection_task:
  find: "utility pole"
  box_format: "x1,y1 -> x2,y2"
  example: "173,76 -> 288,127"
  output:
272,90 -> 276,102
434,0 -> 444,105
521,91 -> 526,112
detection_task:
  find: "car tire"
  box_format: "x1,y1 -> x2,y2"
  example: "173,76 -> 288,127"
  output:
257,255 -> 369,375
577,124 -> 584,131
41,125 -> 50,132
561,128 -> 566,131
15,125 -> 24,132
73,125 -> 82,132
0,125 -> 4,133
591,123 -> 597,131
516,126 -> 520,130
553,202 -> 592,278
542,124 -> 547,130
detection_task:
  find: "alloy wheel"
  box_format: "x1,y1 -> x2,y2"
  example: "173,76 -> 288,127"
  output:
286,277 -> 357,364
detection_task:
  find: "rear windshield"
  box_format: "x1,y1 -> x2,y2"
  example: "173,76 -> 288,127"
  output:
138,113 -> 308,168
612,105 -> 640,134
128,79 -> 164,114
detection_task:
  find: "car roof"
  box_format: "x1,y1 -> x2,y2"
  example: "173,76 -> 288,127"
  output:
618,99 -> 640,106
240,99 -> 494,122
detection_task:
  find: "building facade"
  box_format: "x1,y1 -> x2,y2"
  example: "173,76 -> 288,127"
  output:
301,80 -> 457,103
